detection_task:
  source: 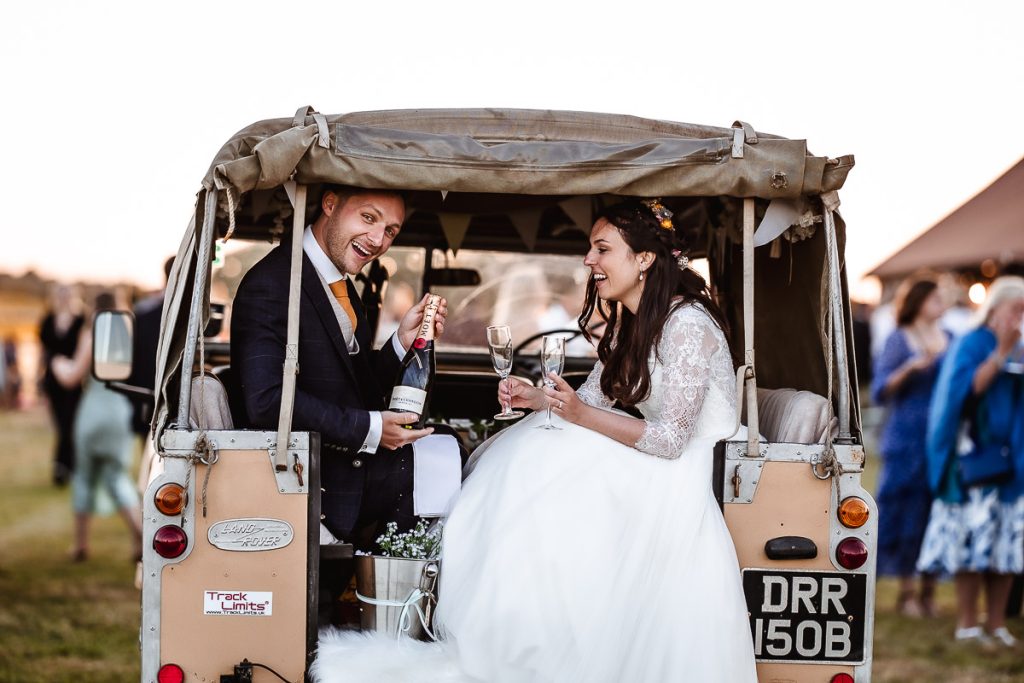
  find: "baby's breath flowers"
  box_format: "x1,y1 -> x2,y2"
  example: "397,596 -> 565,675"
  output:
375,520 -> 443,559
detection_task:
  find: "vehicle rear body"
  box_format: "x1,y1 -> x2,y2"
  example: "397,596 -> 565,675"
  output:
99,107 -> 873,682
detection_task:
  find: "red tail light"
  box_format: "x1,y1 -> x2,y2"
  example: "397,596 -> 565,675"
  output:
157,663 -> 185,682
153,525 -> 188,558
830,674 -> 854,683
835,538 -> 868,569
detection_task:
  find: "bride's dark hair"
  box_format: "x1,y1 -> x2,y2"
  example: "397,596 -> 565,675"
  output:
578,199 -> 730,407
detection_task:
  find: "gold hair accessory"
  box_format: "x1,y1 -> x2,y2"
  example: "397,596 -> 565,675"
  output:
640,198 -> 674,230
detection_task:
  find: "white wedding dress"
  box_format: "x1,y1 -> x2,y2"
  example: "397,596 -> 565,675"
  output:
434,303 -> 757,682
312,303 -> 757,683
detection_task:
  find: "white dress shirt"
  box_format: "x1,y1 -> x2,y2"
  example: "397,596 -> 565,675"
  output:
303,227 -> 408,454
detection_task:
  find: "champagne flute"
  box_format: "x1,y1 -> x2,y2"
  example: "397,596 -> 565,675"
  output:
537,335 -> 566,430
486,325 -> 524,420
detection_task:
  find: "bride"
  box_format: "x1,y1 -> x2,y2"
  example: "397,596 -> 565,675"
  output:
434,199 -> 757,682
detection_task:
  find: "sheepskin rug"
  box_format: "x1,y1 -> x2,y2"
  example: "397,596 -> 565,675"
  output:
309,629 -> 472,683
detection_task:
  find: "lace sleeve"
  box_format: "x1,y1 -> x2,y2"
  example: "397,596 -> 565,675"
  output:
634,308 -> 721,459
575,359 -> 614,409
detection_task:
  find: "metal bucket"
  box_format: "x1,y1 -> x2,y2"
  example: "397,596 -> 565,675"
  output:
355,555 -> 439,641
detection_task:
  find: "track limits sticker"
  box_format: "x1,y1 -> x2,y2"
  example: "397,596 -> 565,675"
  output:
203,590 -> 273,616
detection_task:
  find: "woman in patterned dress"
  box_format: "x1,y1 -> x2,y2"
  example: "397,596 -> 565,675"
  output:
917,276 -> 1024,647
871,276 -> 949,616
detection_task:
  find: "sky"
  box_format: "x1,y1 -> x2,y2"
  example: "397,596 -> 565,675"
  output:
2,0 -> 1022,300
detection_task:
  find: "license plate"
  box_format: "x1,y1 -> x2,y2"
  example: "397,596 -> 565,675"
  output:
743,569 -> 867,664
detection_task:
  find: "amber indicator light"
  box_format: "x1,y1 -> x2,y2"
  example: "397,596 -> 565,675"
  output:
837,496 -> 869,528
154,483 -> 187,516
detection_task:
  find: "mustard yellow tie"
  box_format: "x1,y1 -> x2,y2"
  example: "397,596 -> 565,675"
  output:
328,279 -> 358,333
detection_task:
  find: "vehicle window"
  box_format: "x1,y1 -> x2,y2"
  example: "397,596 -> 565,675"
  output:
213,242 -> 596,358
379,248 -> 596,357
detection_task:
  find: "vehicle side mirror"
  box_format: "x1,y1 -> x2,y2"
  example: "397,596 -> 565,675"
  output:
92,310 -> 134,381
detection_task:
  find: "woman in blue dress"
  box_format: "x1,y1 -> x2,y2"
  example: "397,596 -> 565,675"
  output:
917,275 -> 1024,647
872,276 -> 949,616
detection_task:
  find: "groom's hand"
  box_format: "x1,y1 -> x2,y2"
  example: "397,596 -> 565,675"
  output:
502,376 -> 545,412
397,294 -> 448,350
380,411 -> 434,450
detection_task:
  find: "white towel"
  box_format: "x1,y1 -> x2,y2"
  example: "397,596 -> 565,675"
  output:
412,434 -> 462,517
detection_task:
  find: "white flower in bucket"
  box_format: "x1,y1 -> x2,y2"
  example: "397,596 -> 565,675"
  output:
355,520 -> 442,641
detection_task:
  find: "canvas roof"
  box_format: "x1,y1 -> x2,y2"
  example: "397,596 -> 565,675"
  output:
153,107 -> 858,440
205,108 -> 853,203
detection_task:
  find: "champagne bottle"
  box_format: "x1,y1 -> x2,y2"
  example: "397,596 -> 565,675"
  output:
388,295 -> 440,429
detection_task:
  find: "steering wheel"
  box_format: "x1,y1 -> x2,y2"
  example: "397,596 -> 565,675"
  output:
511,328 -> 585,382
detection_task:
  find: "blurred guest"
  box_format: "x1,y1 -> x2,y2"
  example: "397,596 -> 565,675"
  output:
373,280 -> 416,347
871,276 -> 948,616
52,292 -> 142,562
0,337 -> 15,408
917,275 -> 1024,647
537,273 -> 593,356
127,257 -> 174,493
937,273 -> 974,338
851,300 -> 873,388
870,299 -> 895,362
39,284 -> 85,485
0,338 -> 5,406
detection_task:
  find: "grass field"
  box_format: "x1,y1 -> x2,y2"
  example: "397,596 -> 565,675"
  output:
1,405 -> 1022,682
0,407 -> 140,683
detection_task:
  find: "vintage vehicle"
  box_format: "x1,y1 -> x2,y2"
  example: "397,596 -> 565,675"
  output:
94,106 -> 873,683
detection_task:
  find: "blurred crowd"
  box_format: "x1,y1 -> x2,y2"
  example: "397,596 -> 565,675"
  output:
12,257 -> 1024,645
22,260 -> 173,565
864,272 -> 1024,648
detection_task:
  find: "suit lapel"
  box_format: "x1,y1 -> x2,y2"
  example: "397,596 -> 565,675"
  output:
301,255 -> 359,385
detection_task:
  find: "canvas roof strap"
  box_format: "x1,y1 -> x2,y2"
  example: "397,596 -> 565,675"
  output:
812,190 -> 850,483
731,120 -> 758,159
176,188 -> 218,428
729,198 -> 762,457
272,181 -> 307,477
742,198 -> 760,458
293,105 -> 331,148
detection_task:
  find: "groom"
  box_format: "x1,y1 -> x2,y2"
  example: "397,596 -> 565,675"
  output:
231,185 -> 446,546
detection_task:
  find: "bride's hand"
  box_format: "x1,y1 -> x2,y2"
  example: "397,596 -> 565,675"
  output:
501,376 -> 546,412
543,373 -> 584,424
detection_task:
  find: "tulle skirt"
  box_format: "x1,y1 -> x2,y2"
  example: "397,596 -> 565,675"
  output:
435,410 -> 757,683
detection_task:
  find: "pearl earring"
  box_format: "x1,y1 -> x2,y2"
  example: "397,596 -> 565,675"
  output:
639,271 -> 645,282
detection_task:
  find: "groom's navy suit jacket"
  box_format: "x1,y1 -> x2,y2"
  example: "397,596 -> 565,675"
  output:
231,243 -> 403,539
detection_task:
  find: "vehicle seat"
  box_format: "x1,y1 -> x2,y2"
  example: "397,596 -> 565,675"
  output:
146,372 -> 234,489
746,387 -> 838,444
211,365 -> 248,429
189,372 -> 235,430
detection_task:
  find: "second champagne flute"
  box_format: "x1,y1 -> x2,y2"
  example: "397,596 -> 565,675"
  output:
486,325 -> 524,420
537,335 -> 566,430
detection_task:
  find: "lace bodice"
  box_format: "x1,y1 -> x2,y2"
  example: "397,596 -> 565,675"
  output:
576,303 -> 736,458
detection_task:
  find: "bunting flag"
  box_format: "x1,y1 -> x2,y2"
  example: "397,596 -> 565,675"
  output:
437,212 -> 472,254
558,197 -> 592,234
508,206 -> 545,251
753,198 -> 799,247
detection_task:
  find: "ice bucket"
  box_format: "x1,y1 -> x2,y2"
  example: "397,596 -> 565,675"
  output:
355,555 -> 439,640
